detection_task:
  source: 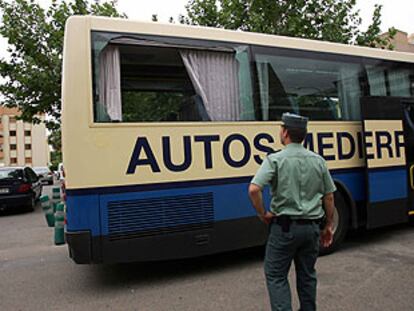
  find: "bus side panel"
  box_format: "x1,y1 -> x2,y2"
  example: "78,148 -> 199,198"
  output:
368,167 -> 407,203
65,194 -> 101,263
98,182 -> 268,236
64,168 -> 366,239
98,167 -> 367,239
97,181 -> 269,262
331,169 -> 365,202
65,167 -> 369,263
66,194 -> 101,236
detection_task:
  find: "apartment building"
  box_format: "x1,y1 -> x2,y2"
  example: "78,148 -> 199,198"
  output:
380,30 -> 414,53
0,107 -> 50,167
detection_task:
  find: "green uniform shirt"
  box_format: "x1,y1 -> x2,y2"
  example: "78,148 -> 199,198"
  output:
251,143 -> 336,219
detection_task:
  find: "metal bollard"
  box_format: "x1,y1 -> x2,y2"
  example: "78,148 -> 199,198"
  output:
40,195 -> 54,227
54,203 -> 65,245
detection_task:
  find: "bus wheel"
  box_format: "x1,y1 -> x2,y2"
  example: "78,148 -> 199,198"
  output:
319,191 -> 350,255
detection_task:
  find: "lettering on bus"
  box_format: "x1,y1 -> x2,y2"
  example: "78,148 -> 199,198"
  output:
126,128 -> 405,174
304,130 -> 404,162
363,120 -> 406,168
126,133 -> 275,174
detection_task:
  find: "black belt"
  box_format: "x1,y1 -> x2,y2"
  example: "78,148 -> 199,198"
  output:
272,217 -> 320,225
292,219 -> 320,225
272,215 -> 321,232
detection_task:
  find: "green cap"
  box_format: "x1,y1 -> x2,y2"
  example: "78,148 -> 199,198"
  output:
40,195 -> 49,203
55,203 -> 65,212
281,112 -> 308,129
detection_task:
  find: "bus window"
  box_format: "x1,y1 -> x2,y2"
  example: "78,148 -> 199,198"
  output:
94,44 -> 199,122
254,51 -> 363,121
120,45 -> 197,122
389,69 -> 412,97
92,32 -> 255,123
366,65 -> 413,97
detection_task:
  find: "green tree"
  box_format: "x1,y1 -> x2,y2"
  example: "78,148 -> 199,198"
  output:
181,0 -> 395,48
48,128 -> 62,169
0,0 -> 126,131
122,91 -> 188,122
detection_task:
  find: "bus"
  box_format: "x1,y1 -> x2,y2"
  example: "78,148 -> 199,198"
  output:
62,16 -> 414,264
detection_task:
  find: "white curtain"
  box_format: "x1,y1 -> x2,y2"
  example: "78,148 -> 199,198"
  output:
388,70 -> 411,97
256,62 -> 269,121
180,50 -> 241,121
98,45 -> 122,121
338,67 -> 361,120
366,67 -> 387,96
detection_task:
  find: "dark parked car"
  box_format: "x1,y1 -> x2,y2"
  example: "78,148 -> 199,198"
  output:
0,167 -> 42,212
33,166 -> 54,185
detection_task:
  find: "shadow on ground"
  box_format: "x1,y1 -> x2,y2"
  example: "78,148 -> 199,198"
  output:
81,246 -> 265,290
340,222 -> 413,251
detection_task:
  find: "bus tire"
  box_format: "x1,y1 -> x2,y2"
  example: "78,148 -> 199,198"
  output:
319,190 -> 350,255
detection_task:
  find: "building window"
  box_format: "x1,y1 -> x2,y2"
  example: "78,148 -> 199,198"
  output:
10,158 -> 17,164
25,157 -> 32,164
25,144 -> 31,150
24,130 -> 31,136
10,144 -> 17,150
10,131 -> 16,136
9,116 -> 16,123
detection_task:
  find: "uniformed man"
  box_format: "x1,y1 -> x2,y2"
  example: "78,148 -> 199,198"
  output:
248,112 -> 336,311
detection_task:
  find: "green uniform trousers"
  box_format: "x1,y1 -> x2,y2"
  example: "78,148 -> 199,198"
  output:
264,221 -> 320,311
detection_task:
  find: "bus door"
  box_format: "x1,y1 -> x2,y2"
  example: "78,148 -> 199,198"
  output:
361,97 -> 414,229
402,99 -> 414,218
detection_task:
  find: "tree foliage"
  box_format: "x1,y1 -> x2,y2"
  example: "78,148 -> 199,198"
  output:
48,129 -> 62,169
181,0 -> 395,48
0,0 -> 125,132
122,92 -> 187,122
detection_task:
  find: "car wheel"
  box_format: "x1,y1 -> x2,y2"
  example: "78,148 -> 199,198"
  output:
319,191 -> 350,255
25,195 -> 36,212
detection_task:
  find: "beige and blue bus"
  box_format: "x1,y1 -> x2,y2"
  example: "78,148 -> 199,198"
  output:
62,16 -> 414,263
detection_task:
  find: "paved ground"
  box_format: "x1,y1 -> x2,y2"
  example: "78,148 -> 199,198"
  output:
0,187 -> 413,311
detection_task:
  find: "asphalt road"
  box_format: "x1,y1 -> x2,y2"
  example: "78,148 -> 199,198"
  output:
1,186 -> 414,311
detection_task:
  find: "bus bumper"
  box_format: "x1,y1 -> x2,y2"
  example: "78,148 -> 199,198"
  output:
65,217 -> 267,264
66,231 -> 96,264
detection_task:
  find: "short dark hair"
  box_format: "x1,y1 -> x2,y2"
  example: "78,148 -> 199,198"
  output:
283,125 -> 307,143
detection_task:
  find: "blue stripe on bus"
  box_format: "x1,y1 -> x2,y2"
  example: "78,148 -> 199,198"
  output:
98,183 -> 268,236
66,194 -> 101,235
66,168 -> 368,236
367,166 -> 407,203
331,169 -> 365,201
